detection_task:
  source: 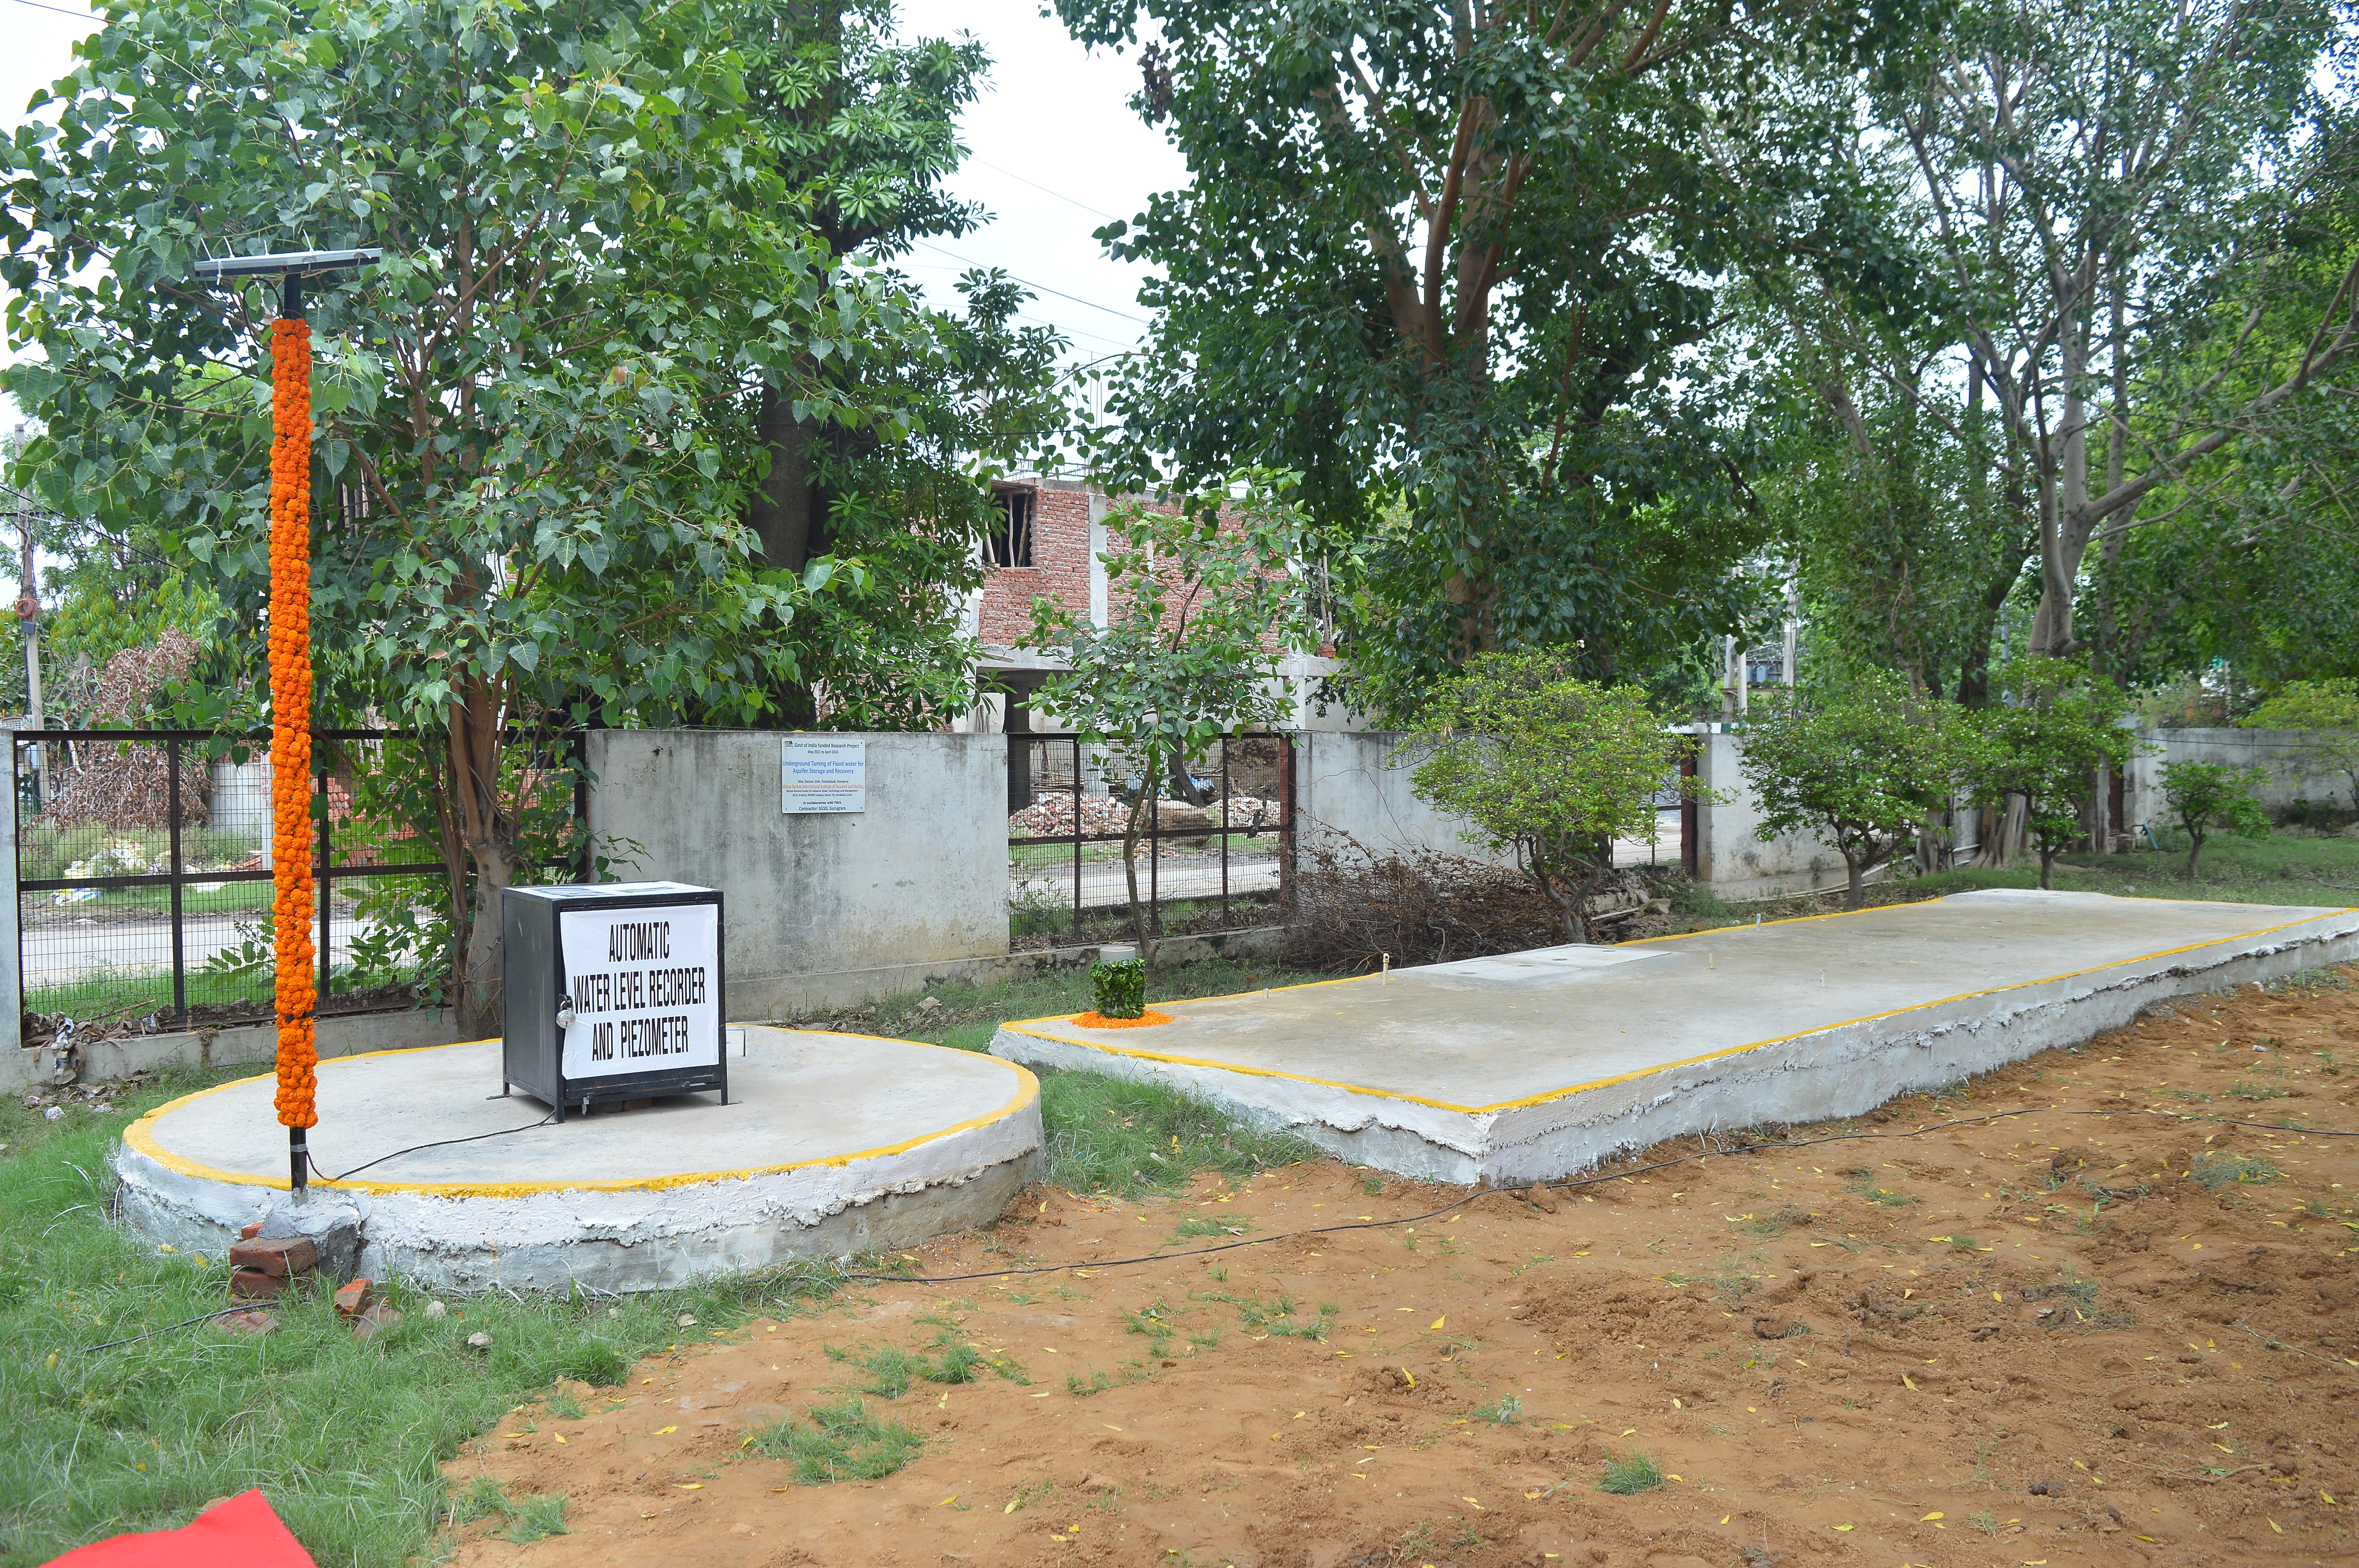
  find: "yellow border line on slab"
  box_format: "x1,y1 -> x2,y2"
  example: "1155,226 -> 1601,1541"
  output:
1001,902 -> 2359,1116
122,1030 -> 1039,1198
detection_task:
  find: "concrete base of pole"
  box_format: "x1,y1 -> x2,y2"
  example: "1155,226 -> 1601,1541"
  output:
990,890 -> 2359,1185
113,1027 -> 1042,1292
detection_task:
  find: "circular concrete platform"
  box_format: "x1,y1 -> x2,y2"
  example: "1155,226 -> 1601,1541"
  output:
114,1027 -> 1042,1292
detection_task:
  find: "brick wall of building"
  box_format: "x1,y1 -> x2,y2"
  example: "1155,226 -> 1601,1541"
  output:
976,483 -> 1094,644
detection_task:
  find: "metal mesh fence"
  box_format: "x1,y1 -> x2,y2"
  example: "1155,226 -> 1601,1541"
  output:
1006,733 -> 1292,946
15,728 -> 580,1033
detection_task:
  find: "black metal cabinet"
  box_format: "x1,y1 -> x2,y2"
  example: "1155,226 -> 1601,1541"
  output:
500,882 -> 727,1119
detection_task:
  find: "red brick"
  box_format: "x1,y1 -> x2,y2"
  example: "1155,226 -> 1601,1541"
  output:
350,1304 -> 402,1341
214,1308 -> 278,1336
230,1267 -> 287,1301
238,1221 -> 264,1240
229,1235 -> 317,1278
333,1278 -> 374,1317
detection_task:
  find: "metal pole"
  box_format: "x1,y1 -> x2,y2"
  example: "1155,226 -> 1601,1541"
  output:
167,738 -> 187,1025
317,756 -> 332,1001
1219,738 -> 1230,924
18,511 -> 42,810
1070,737 -> 1081,936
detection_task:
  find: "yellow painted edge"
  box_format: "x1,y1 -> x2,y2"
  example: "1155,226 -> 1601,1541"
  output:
121,1029 -> 1040,1199
1001,905 -> 2359,1116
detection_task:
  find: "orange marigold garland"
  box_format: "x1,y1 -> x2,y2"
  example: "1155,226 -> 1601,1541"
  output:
268,316 -> 318,1131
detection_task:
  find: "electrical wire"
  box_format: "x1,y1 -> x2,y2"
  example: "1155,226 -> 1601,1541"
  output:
836,1102 -> 2359,1285
3,0 -> 96,19
77,1306 -> 270,1354
308,1110 -> 558,1184
65,1100 -> 2351,1352
969,158 -> 1123,222
908,238 -> 1152,325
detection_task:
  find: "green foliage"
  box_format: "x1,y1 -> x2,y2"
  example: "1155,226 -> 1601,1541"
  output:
746,1397 -> 926,1483
1037,1070 -> 1317,1199
1738,670 -> 1972,907
0,0 -> 1062,1031
0,1067 -> 843,1567
1597,1450 -> 1666,1494
1971,658 -> 2143,888
1091,957 -> 1147,1020
452,1478 -> 569,1544
2243,679 -> 2359,809
1058,0 -> 1872,693
1396,650 -> 1688,941
1029,471 -> 1318,948
2188,1151 -> 2283,1191
2158,760 -> 2271,878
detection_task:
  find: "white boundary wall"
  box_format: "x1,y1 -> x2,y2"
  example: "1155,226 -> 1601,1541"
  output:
586,731 -> 1010,1021
2125,728 -> 2357,820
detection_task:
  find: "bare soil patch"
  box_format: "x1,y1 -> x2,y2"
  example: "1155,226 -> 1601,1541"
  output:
445,971 -> 2359,1567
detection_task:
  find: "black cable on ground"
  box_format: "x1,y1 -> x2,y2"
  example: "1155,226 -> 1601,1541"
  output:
836,1103 -> 2357,1285
309,1111 -> 558,1184
65,1103 -> 2350,1350
76,1306 -> 274,1354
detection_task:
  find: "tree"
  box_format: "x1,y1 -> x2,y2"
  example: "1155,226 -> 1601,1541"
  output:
1870,0 -> 2351,666
1971,658 -> 2141,889
2243,679 -> 2359,811
0,0 -> 1031,1033
1027,471 -> 1318,955
1737,670 -> 1968,909
1054,0 -> 1930,691
1396,651 -> 1684,943
2158,760 -> 2270,878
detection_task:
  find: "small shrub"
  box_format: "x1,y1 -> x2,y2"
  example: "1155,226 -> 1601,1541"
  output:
1091,957 -> 1146,1019
2189,1152 -> 2283,1191
1598,1450 -> 1665,1494
748,1398 -> 926,1483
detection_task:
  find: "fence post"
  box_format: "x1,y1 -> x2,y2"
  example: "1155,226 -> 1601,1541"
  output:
1278,732 -> 1298,913
1070,737 -> 1082,936
167,737 -> 187,1025
317,757 -> 332,1000
0,726 -> 19,1054
1218,738 -> 1230,924
1680,731 -> 1701,880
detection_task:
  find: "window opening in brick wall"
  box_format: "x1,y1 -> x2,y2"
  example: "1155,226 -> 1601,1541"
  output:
987,487 -> 1036,568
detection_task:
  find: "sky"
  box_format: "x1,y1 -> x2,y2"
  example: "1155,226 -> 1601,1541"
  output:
0,0 -> 1189,430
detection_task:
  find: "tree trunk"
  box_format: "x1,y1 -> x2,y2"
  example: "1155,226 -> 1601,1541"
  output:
444,678 -> 520,1039
2039,844 -> 2056,890
2186,831 -> 2205,880
1530,849 -> 1590,944
747,386 -> 819,575
1121,745 -> 1158,958
1844,853 -> 1865,910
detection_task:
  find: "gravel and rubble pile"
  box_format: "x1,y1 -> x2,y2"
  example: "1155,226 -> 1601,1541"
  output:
1008,793 -> 1280,838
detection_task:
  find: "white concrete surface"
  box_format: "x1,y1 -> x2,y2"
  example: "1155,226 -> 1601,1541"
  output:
990,890 -> 2359,1185
113,1026 -> 1044,1291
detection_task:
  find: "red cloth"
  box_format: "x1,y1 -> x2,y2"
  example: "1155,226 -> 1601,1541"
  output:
45,1490 -> 315,1568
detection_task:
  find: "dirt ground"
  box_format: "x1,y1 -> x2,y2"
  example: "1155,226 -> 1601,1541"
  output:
445,973 -> 2359,1568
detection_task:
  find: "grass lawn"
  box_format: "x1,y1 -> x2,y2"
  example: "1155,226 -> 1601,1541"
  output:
1,956 -> 1339,1566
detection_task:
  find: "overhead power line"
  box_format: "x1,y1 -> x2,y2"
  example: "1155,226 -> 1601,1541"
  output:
5,0 -> 97,20
970,158 -> 1123,223
909,238 -> 1152,327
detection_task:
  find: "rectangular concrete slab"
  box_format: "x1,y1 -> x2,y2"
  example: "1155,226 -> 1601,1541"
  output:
989,890 -> 2359,1184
